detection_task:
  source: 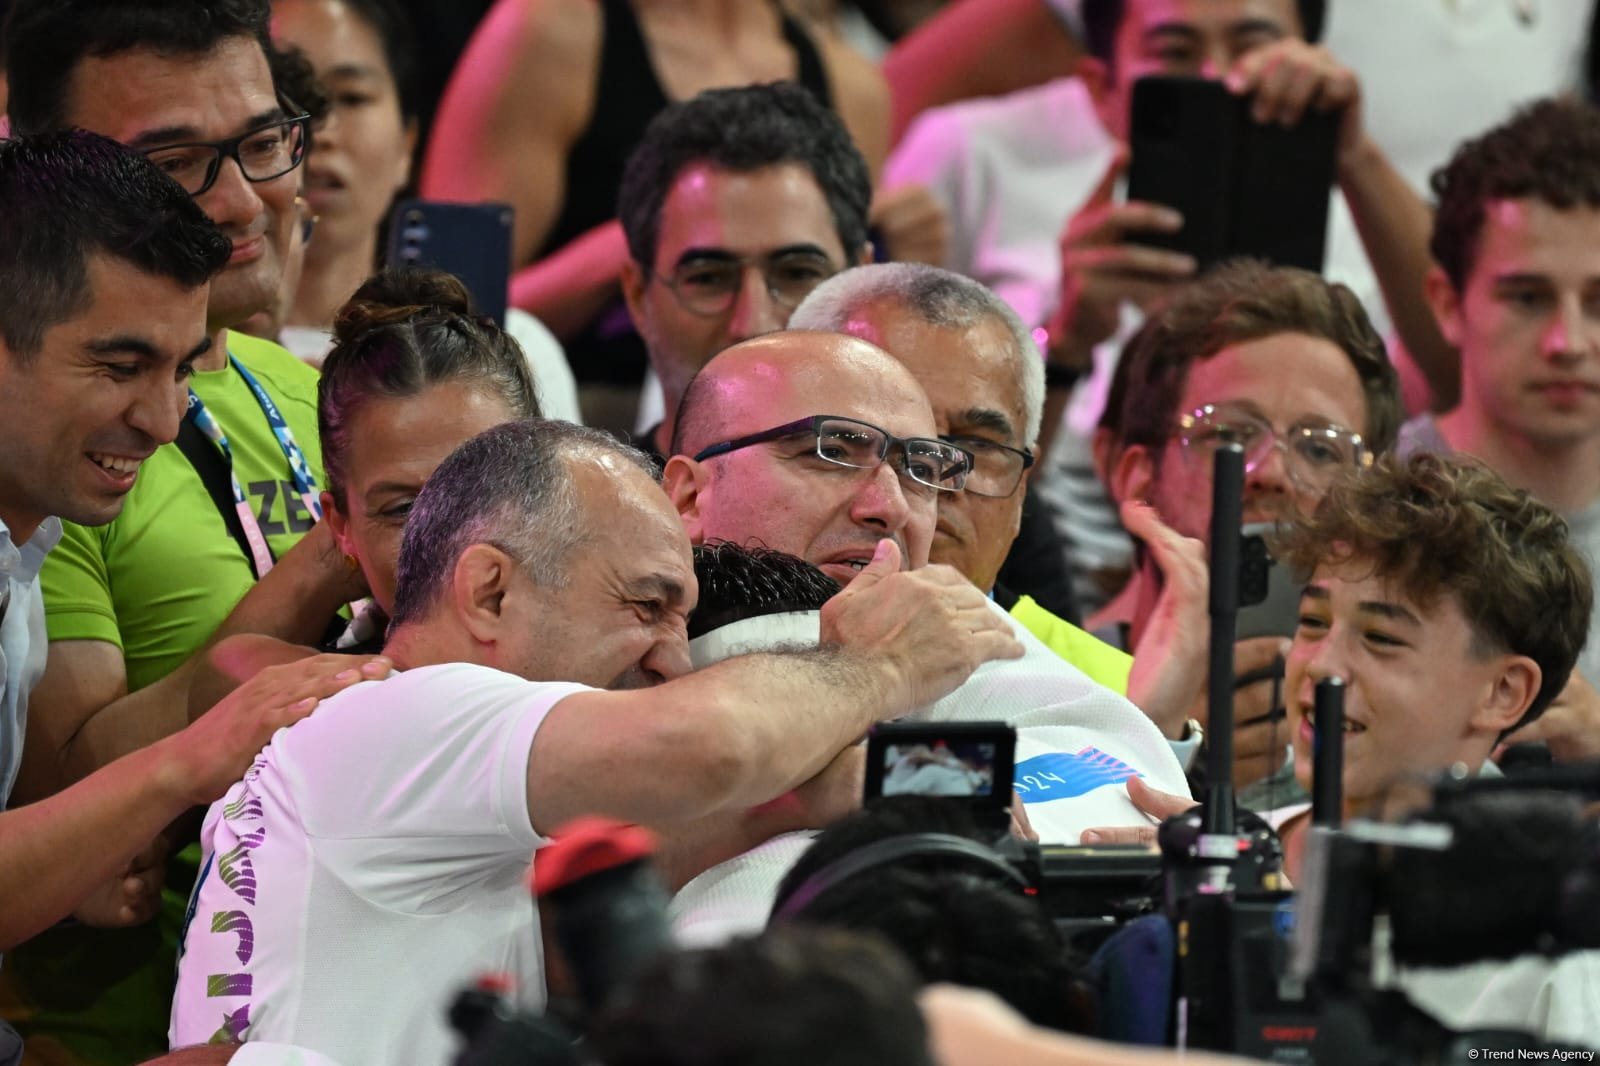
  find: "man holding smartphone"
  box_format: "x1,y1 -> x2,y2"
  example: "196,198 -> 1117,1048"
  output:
886,0 -> 1436,615
1090,260 -> 1402,797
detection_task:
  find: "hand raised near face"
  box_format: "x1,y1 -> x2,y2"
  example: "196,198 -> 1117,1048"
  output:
1046,150 -> 1195,370
819,539 -> 1024,713
1499,670 -> 1600,764
1123,501 -> 1210,737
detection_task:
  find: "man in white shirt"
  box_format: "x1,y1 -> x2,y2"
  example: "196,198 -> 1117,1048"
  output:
170,418 -> 1023,1066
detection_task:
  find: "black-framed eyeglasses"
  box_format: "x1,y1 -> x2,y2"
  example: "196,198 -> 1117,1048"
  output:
693,415 -> 976,493
1175,403 -> 1368,494
939,436 -> 1035,498
141,111 -> 311,197
648,249 -> 840,317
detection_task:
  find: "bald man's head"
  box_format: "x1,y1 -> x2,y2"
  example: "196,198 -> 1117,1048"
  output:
664,330 -> 944,587
671,332 -> 924,455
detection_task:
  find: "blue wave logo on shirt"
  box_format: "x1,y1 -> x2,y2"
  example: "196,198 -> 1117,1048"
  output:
1014,748 -> 1141,803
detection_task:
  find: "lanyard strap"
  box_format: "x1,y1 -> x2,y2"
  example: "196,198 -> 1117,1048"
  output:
185,354 -> 322,579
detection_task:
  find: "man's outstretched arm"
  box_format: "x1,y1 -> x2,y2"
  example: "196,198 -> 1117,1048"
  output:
529,542 -> 1026,832
0,654 -> 388,949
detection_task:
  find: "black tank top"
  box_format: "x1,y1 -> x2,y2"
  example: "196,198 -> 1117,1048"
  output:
544,0 -> 834,384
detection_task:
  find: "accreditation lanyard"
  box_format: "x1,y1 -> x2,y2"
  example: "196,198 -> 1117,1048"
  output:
185,354 -> 322,578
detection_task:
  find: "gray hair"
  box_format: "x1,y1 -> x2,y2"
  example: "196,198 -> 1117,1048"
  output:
790,263 -> 1045,447
389,419 -> 661,627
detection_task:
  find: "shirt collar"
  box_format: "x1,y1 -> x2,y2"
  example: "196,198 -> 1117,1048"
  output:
0,515 -> 63,584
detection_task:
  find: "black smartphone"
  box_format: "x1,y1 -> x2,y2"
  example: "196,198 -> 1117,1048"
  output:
1127,75 -> 1338,272
1236,525 -> 1302,641
384,199 -> 514,325
863,721 -> 1016,815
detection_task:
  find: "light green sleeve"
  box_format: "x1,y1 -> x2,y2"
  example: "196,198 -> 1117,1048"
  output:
39,521 -> 123,648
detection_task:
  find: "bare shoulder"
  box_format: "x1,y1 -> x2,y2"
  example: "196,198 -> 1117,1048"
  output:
450,0 -> 602,125
811,28 -> 891,174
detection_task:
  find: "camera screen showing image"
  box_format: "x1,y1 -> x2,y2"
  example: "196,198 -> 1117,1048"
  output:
864,722 -> 1015,810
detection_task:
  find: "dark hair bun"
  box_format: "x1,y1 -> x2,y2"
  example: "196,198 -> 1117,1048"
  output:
333,268 -> 477,346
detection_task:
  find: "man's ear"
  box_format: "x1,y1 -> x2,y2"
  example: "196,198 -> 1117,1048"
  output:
1472,654 -> 1541,737
451,543 -> 520,646
1108,441 -> 1157,507
621,256 -> 651,333
1424,265 -> 1465,348
661,455 -> 710,545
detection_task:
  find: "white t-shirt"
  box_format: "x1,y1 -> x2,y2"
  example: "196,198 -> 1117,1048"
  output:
1321,0 -> 1592,198
1398,954 -> 1600,1049
231,1043 -> 350,1066
668,604 -> 1189,944
170,664 -> 590,1066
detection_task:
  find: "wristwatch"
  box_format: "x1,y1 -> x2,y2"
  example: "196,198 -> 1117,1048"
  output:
1171,718 -> 1205,771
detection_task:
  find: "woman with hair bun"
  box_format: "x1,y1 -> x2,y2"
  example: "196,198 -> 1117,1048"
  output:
188,268 -> 541,703
318,268 -> 541,640
267,0 -> 581,420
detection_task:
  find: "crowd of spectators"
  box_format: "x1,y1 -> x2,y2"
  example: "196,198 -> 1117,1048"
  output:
2,1 -> 1599,1064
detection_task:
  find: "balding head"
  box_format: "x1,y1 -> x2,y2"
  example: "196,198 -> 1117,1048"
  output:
664,330 -> 944,587
672,331 -> 929,456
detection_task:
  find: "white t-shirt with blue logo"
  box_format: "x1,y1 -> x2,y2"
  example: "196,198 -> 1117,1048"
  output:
670,603 -> 1189,945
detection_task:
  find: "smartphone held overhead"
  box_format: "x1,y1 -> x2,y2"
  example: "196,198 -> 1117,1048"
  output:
1126,75 -> 1338,272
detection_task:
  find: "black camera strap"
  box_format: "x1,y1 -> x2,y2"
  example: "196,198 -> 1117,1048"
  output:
771,833 -> 1028,922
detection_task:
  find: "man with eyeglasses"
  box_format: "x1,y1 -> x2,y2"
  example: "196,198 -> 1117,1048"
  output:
1091,260 -> 1402,794
790,263 -> 1133,693
664,328 -> 1187,822
2,2 -> 341,1061
618,82 -> 873,459
658,328 -> 1186,941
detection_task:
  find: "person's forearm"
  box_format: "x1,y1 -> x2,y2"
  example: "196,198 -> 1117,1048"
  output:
574,649 -> 893,826
62,659 -> 196,787
184,529 -> 357,718
510,221 -> 629,340
202,526 -> 356,662
72,538 -> 352,778
186,635 -> 320,722
650,804 -> 808,893
883,0 -> 1082,146
687,649 -> 895,810
1338,136 -> 1457,409
0,733 -> 200,949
